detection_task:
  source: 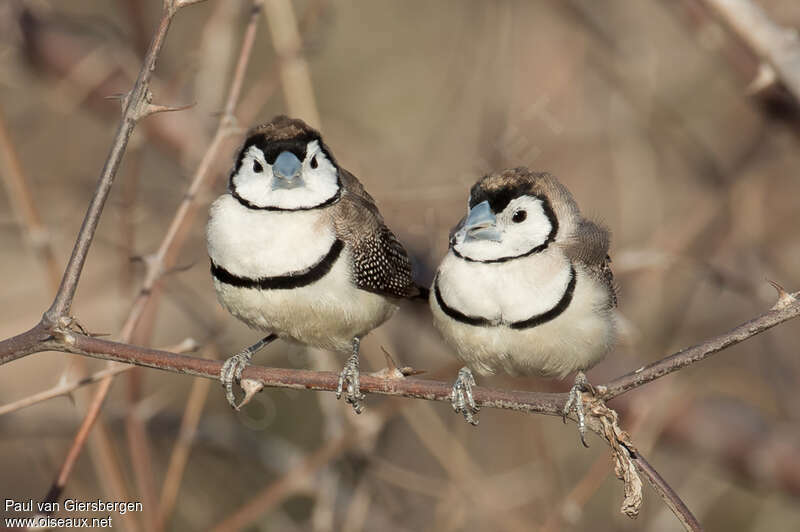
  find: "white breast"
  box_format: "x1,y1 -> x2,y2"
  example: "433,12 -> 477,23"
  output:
436,250 -> 572,323
206,194 -> 397,352
431,252 -> 615,378
207,194 -> 335,278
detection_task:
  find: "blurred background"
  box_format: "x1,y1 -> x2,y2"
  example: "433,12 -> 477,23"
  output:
1,0 -> 800,530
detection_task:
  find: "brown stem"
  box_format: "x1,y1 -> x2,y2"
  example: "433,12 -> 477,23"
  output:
36,1 -> 259,523
630,452 -> 703,531
2,0 -> 209,521
4,289 -> 796,531
600,291 -> 800,400
42,2 -> 189,325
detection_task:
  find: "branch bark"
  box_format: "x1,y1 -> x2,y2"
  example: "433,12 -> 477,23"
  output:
42,1 -> 194,325
4,291 -> 797,416
3,287 -> 797,530
599,289 -> 800,400
0,0 -> 208,518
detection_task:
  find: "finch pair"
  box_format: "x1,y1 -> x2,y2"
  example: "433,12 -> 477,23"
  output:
206,116 -> 616,440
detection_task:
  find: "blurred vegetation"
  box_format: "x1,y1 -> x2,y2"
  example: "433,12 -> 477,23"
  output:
1,1 -> 799,530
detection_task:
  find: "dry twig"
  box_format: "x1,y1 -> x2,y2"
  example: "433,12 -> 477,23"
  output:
698,0 -> 800,101
2,1 -> 799,529
3,288 -> 798,529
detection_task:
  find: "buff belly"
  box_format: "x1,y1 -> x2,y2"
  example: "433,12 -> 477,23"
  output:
430,265 -> 615,378
213,254 -> 397,353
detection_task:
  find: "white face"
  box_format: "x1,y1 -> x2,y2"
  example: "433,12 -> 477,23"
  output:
230,139 -> 340,210
451,195 -> 556,262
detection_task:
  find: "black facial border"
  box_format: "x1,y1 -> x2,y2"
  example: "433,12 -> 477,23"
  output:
228,133 -> 341,212
452,193 -> 559,263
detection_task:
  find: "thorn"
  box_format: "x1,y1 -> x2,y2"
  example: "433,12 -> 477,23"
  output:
236,379 -> 264,410
377,346 -> 423,378
768,279 -> 797,310
142,101 -> 196,118
117,90 -> 133,113
371,346 -> 412,380
380,345 -> 398,372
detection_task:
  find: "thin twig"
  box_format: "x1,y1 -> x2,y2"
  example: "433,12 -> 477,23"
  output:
2,289 -> 795,529
630,452 -> 703,531
2,0 -> 209,518
698,0 -> 800,101
42,0 -> 205,326
0,1 -> 797,526
4,291 -> 797,412
122,0 -> 264,339
599,290 -> 800,400
40,374 -> 114,509
0,339 -> 198,416
0,2 -> 263,513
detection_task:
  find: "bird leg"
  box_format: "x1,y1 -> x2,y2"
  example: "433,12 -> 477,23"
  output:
220,334 -> 276,410
337,337 -> 366,413
563,370 -> 595,447
450,366 -> 480,426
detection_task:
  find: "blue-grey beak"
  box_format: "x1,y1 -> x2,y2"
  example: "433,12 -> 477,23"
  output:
272,151 -> 303,190
455,200 -> 501,243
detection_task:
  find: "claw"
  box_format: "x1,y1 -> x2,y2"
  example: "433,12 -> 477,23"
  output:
337,339 -> 366,413
563,371 -> 592,447
220,351 -> 253,410
220,335 -> 276,410
450,366 -> 480,426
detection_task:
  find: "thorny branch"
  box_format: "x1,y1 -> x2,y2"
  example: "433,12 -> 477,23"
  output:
35,0 -> 260,526
4,289 -> 797,415
2,287 -> 798,529
0,0 -> 209,522
42,0 -> 202,326
1,0 -> 799,530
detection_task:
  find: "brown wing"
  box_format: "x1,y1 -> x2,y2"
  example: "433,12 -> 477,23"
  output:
332,169 -> 422,299
563,218 -> 617,308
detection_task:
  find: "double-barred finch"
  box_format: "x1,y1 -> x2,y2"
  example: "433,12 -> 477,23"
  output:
207,116 -> 425,412
430,168 -> 617,444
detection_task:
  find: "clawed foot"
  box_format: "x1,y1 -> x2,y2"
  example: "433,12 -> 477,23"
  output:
450,366 -> 479,426
337,351 -> 365,413
220,351 -> 253,410
220,335 -> 275,410
563,371 -> 594,447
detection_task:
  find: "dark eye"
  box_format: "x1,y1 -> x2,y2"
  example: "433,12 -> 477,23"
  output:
512,210 -> 527,223
252,160 -> 263,173
310,155 -> 318,169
